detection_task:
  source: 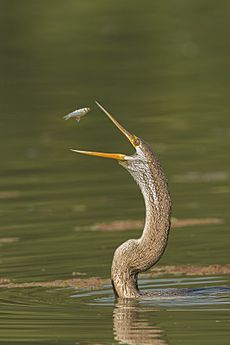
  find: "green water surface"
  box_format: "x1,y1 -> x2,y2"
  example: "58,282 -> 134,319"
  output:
0,1 -> 230,344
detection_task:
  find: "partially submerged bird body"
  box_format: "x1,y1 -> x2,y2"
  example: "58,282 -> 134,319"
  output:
71,102 -> 171,298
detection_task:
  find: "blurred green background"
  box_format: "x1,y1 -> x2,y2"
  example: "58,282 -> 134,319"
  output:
1,0 -> 229,279
0,1 -> 230,344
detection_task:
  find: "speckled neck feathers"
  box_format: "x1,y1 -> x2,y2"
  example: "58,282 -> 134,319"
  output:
111,140 -> 171,298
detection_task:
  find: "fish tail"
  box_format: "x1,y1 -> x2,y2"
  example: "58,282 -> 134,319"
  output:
63,114 -> 70,120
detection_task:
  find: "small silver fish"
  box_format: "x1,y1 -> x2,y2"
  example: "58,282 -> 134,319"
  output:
63,107 -> 90,122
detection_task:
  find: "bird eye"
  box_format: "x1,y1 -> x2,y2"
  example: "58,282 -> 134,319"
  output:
133,136 -> 140,147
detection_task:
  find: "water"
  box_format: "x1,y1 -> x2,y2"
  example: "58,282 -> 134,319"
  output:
0,278 -> 229,344
0,1 -> 230,344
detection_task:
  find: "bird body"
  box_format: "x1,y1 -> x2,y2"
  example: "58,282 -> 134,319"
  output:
112,141 -> 171,298
71,102 -> 171,298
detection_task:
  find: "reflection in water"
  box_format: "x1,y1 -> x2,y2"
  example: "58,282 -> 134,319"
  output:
112,283 -> 230,345
113,299 -> 169,345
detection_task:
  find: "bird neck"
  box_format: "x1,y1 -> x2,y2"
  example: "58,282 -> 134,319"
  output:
139,169 -> 171,264
111,159 -> 171,298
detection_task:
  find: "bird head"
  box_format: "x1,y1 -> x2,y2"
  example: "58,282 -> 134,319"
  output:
71,102 -> 155,177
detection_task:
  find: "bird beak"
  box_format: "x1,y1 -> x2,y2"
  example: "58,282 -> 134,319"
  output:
71,101 -> 140,161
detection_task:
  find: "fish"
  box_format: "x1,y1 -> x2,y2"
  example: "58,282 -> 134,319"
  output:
63,107 -> 90,122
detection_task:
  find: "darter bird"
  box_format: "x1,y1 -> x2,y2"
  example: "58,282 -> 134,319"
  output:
71,102 -> 171,298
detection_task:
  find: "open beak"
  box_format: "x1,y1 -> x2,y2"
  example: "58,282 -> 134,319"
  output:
71,101 -> 140,161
